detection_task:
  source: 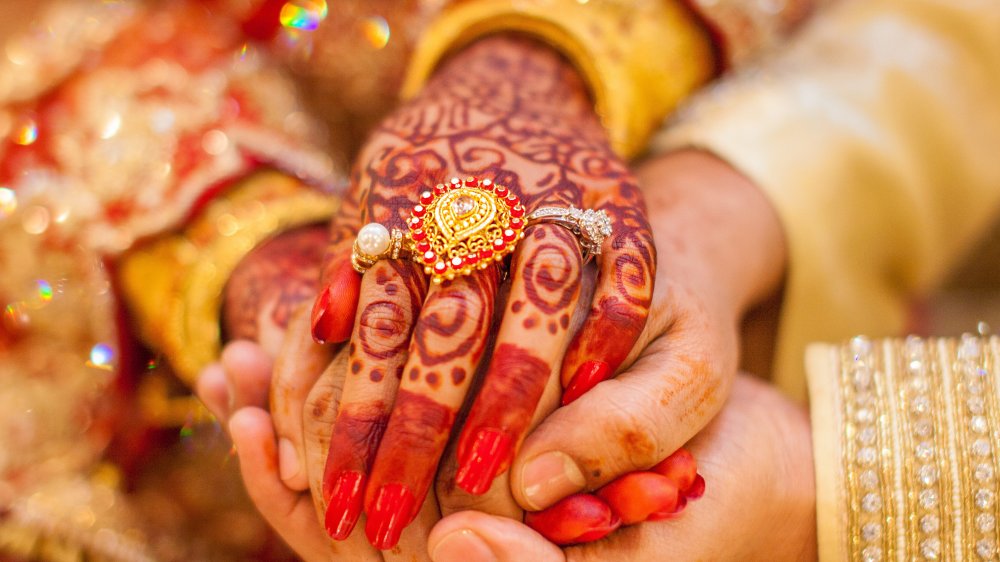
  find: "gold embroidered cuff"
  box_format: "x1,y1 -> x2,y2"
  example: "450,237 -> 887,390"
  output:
807,335 -> 1000,561
400,0 -> 716,159
117,170 -> 337,386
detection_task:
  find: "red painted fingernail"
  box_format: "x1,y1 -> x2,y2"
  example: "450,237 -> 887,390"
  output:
311,285 -> 335,343
311,260 -> 362,344
455,428 -> 512,495
648,494 -> 688,521
365,483 -> 416,550
324,471 -> 365,541
684,473 -> 706,500
562,360 -> 611,405
524,493 -> 621,545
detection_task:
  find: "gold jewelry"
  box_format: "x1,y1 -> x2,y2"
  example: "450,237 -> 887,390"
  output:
118,170 -> 337,386
351,177 -> 612,284
808,334 -> 1000,561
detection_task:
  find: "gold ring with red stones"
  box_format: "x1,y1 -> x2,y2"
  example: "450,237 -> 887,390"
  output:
351,176 -> 611,284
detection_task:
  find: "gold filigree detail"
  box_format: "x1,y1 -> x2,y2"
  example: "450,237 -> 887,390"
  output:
407,177 -> 526,284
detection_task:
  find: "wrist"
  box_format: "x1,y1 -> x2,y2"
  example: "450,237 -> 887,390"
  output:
422,34 -> 605,140
638,149 -> 787,319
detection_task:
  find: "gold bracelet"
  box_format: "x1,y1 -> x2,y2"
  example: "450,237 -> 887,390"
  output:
401,0 -> 716,159
117,170 -> 337,386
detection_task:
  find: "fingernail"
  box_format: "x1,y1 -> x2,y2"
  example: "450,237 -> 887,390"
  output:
310,285 -> 334,344
277,438 -> 300,482
365,483 -> 416,550
325,471 -> 366,540
456,428 -> 512,495
684,473 -> 706,500
562,360 -> 611,405
649,495 -> 688,521
520,451 -> 586,510
432,529 -> 497,562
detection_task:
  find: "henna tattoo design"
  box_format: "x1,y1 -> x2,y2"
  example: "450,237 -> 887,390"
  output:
363,390 -> 456,548
411,267 -> 499,368
520,226 -> 582,314
223,225 -> 326,342
454,343 -> 552,494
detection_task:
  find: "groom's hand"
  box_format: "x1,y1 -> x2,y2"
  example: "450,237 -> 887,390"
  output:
428,374 -> 817,562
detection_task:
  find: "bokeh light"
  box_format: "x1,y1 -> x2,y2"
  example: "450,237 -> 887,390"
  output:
12,116 -> 37,146
362,16 -> 390,49
0,188 -> 16,218
36,280 -> 53,303
88,343 -> 115,370
21,205 -> 50,234
279,0 -> 328,31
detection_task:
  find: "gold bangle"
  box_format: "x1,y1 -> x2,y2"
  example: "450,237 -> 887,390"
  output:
400,0 -> 716,159
117,170 -> 337,386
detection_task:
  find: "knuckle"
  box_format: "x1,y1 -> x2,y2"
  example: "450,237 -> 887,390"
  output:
357,297 -> 411,351
423,286 -> 482,322
599,383 -> 664,470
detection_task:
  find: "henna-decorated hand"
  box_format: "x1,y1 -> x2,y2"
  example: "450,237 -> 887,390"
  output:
307,35 -> 655,549
198,226 -> 382,561
426,374 -> 817,562
199,224 -> 327,431
221,224 -> 329,357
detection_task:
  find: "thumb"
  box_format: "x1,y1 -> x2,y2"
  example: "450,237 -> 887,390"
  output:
428,511 -> 564,562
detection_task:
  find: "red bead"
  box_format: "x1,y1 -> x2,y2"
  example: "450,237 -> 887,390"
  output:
479,249 -> 494,260
506,194 -> 519,207
422,250 -> 437,264
434,183 -> 447,195
464,177 -> 477,187
510,205 -> 525,218
465,252 -> 480,265
481,178 -> 493,189
450,177 -> 461,188
412,205 -> 425,217
419,191 -> 433,205
494,185 -> 508,197
433,261 -> 447,274
411,229 -> 426,241
510,217 -> 524,229
409,218 -> 423,230
502,228 -> 517,242
450,256 -> 464,268
492,238 -> 506,251
416,241 -> 430,253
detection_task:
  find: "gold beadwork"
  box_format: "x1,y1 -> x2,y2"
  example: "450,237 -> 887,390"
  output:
815,335 -> 1000,561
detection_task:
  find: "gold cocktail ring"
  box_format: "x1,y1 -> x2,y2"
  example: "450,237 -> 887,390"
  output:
351,177 -> 612,284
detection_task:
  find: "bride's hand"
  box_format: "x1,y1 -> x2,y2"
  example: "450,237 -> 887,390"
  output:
306,34 -> 655,550
196,227 -> 381,560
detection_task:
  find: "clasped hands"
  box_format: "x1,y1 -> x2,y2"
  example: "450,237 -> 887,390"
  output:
200,35 -> 817,561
